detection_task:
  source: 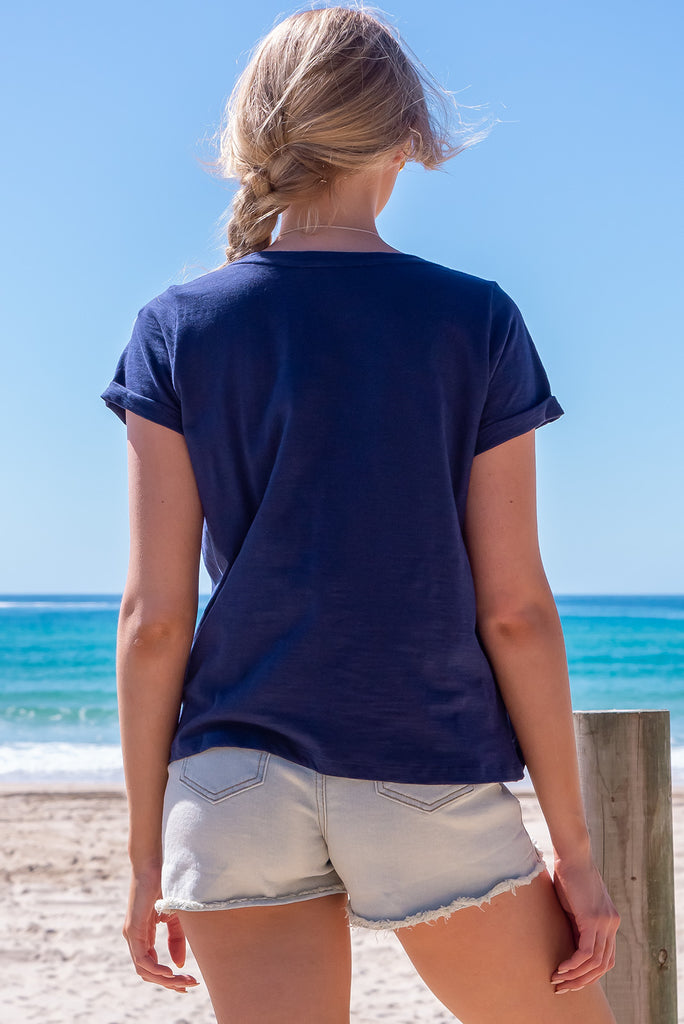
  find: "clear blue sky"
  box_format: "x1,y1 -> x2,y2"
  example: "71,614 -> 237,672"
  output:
2,0 -> 682,595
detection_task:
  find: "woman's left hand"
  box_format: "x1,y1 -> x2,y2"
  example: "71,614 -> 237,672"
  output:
123,868 -> 200,992
550,852 -> 620,993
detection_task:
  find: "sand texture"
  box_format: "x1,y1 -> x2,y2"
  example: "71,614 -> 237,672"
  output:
2,786 -> 682,1023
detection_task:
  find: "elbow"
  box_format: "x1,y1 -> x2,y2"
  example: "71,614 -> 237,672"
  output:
118,604 -> 196,649
477,594 -> 558,645
124,619 -> 182,649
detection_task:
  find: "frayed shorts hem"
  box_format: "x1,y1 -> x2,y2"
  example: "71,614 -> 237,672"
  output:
155,882 -> 348,915
156,853 -> 547,928
346,852 -> 547,932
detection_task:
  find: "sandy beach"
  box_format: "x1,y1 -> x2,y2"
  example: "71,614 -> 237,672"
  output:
3,785 -> 683,1023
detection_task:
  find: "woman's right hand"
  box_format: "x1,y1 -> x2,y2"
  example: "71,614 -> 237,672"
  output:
549,852 -> 620,994
123,868 -> 200,993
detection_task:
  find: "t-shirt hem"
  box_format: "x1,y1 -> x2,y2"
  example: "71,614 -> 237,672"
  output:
169,737 -> 525,786
101,382 -> 184,435
474,395 -> 564,456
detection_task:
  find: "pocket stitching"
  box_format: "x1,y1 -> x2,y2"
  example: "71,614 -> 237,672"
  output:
374,781 -> 474,812
179,751 -> 271,804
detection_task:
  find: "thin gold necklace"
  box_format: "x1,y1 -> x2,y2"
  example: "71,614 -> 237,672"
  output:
277,225 -> 380,238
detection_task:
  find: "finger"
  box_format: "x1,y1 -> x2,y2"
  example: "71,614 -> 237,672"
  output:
134,952 -> 175,979
135,966 -> 196,991
552,946 -> 607,985
552,930 -> 598,978
126,932 -> 198,985
166,914 -> 187,968
553,938 -> 611,991
133,952 -> 199,989
554,962 -> 610,994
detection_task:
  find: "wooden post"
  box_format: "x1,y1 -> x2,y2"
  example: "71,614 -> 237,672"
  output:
573,710 -> 677,1024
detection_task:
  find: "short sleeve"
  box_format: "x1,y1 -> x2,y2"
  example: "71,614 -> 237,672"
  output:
474,283 -> 564,455
100,301 -> 183,434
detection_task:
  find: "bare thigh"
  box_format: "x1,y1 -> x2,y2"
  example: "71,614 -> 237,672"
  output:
396,870 -> 616,1024
177,892 -> 351,1024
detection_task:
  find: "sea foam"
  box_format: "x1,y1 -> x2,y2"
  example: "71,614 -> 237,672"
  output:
0,742 -> 124,782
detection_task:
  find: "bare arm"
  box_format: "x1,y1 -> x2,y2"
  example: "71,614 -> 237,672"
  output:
116,410 -> 204,991
464,430 -> 586,855
463,429 -> 619,991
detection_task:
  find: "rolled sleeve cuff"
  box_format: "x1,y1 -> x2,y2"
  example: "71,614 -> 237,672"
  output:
474,395 -> 564,456
100,382 -> 184,435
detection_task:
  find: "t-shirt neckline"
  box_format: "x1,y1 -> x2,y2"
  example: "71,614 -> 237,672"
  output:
235,249 -> 422,267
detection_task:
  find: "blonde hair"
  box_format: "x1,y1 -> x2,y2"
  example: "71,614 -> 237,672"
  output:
206,3 -> 495,265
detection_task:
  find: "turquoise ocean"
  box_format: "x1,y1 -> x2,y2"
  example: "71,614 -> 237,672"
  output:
1,594 -> 683,784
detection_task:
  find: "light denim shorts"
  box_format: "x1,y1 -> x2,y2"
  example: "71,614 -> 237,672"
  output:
155,746 -> 545,930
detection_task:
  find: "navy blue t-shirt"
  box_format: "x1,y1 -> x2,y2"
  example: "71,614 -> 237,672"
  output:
101,250 -> 564,783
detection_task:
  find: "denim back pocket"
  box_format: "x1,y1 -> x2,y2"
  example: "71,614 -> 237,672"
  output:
179,747 -> 271,804
374,780 -> 474,812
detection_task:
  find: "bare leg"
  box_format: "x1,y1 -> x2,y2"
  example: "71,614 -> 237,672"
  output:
396,870 -> 616,1024
177,892 -> 351,1024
